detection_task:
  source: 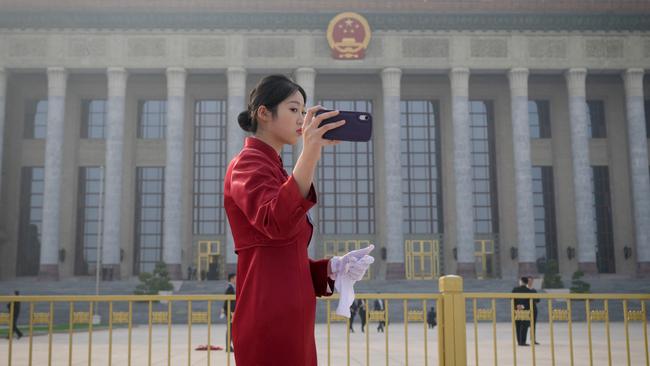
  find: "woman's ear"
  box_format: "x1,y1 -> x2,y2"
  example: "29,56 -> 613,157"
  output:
256,105 -> 271,124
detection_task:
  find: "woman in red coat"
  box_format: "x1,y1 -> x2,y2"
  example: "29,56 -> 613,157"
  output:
224,75 -> 373,365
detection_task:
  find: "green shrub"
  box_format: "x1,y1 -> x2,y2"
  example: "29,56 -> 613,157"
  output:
134,262 -> 173,295
542,259 -> 564,289
570,270 -> 591,293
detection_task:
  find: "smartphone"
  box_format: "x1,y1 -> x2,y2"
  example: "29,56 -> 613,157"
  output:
315,109 -> 373,142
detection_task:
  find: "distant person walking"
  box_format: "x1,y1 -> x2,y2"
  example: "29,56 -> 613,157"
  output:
526,276 -> 540,344
6,290 -> 23,339
220,274 -> 236,352
374,298 -> 385,333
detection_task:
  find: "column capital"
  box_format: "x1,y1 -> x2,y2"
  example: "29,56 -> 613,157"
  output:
47,67 -> 67,97
449,67 -> 470,97
381,67 -> 402,96
623,68 -> 645,98
294,67 -> 316,80
508,68 -> 529,97
227,67 -> 247,95
107,67 -> 128,97
166,67 -> 186,97
564,68 -> 587,97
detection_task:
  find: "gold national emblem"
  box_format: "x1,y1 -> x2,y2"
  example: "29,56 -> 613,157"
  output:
327,12 -> 371,59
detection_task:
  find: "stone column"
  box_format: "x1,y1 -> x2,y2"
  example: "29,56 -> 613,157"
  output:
449,68 -> 476,277
0,68 -> 6,198
225,67 -> 247,273
294,67 -> 318,257
39,67 -> 68,279
381,68 -> 405,279
508,68 -> 537,275
163,67 -> 186,280
623,69 -> 650,276
102,67 -> 128,280
565,68 -> 597,274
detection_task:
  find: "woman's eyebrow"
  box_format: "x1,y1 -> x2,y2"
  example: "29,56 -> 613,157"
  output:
287,101 -> 303,106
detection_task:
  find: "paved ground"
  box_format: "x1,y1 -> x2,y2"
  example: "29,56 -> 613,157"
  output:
2,322 -> 648,365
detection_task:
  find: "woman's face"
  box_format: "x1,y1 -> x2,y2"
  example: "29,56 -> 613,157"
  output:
264,90 -> 306,146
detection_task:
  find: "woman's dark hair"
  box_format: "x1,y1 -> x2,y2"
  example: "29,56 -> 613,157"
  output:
237,74 -> 306,133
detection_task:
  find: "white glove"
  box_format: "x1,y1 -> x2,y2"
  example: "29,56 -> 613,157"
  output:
329,245 -> 375,281
329,245 -> 375,317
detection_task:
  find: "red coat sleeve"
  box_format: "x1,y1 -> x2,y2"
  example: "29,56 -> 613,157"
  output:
309,259 -> 335,297
230,153 -> 317,240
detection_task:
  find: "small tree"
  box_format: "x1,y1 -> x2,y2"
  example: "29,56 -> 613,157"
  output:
134,262 -> 173,295
542,259 -> 564,289
570,270 -> 591,293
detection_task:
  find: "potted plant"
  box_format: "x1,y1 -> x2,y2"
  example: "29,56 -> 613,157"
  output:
134,262 -> 174,303
570,270 -> 591,294
542,259 -> 569,301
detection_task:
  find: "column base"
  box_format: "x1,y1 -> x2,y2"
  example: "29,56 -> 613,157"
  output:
518,262 -> 538,277
385,262 -> 405,280
166,263 -> 182,280
102,264 -> 121,281
456,262 -> 476,278
637,262 -> 650,277
38,264 -> 59,281
578,262 -> 598,275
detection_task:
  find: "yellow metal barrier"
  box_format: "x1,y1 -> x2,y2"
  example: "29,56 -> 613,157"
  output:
1,278 -> 648,366
323,239 -> 372,280
405,239 -> 440,279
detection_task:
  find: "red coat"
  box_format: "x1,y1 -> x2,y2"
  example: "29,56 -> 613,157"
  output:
224,137 -> 334,366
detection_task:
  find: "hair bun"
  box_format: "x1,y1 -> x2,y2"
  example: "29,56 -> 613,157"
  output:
237,110 -> 253,132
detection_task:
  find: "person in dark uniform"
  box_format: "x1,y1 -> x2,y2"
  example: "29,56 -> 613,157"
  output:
527,276 -> 540,344
373,298 -> 385,333
6,290 -> 22,339
427,306 -> 437,329
349,300 -> 358,333
356,299 -> 367,333
512,277 -> 531,346
220,274 -> 236,352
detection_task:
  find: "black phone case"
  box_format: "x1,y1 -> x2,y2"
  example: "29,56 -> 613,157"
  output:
315,109 -> 373,142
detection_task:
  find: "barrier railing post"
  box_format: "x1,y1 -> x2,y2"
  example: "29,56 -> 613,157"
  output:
439,275 -> 466,366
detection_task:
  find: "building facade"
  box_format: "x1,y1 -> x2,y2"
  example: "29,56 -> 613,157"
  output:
0,0 -> 649,280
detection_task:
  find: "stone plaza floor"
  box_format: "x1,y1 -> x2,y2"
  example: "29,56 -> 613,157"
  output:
2,322 -> 648,365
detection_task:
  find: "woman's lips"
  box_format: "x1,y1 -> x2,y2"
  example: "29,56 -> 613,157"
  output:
297,128 -> 303,135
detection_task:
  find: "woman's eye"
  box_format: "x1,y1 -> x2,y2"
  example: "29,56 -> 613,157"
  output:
290,108 -> 298,113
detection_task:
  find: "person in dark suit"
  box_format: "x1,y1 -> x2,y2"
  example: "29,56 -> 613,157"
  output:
512,277 -> 531,346
6,290 -> 22,339
527,276 -> 540,345
221,274 -> 236,352
427,306 -> 437,329
373,298 -> 385,333
349,300 -> 358,332
356,299 -> 367,333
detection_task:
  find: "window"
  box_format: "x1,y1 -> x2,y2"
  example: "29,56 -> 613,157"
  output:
81,100 -> 107,139
192,100 -> 227,235
24,100 -> 48,139
528,100 -> 551,139
318,100 -> 374,235
138,100 -> 166,139
592,166 -> 615,273
134,167 -> 165,274
532,166 -> 558,270
17,167 -> 44,276
400,100 -> 443,234
470,101 -> 498,234
587,100 -> 606,138
75,167 -> 104,275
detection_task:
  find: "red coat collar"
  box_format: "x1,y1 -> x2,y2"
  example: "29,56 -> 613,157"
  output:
244,137 -> 284,168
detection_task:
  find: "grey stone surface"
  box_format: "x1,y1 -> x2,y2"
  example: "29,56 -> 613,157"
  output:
103,68 -> 127,270
0,69 -> 5,199
623,70 -> 650,266
450,68 -> 475,273
127,37 -> 166,58
247,38 -> 295,58
187,38 -> 225,58
470,38 -> 507,58
585,38 -> 623,58
40,67 -> 67,273
381,68 -> 404,264
528,38 -> 567,59
68,37 -> 107,58
401,38 -> 449,58
565,69 -> 597,268
509,69 -> 536,272
163,68 -> 187,276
